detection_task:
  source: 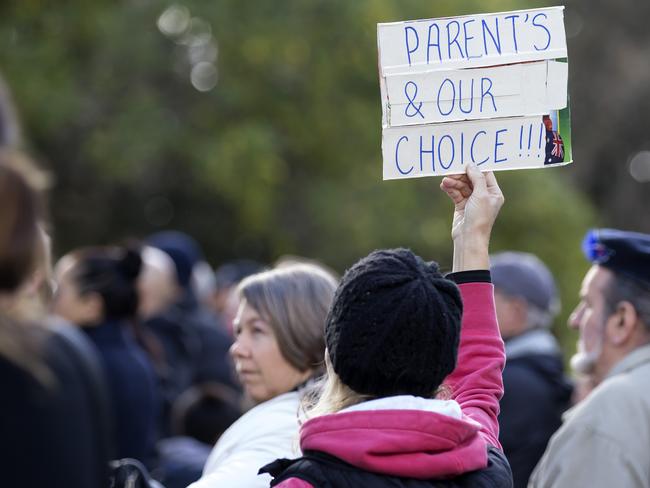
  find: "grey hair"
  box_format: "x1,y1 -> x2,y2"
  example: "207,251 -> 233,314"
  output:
603,272 -> 650,329
237,262 -> 338,374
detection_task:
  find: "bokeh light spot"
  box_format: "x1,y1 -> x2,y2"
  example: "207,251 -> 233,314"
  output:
191,62 -> 218,92
157,5 -> 190,38
629,150 -> 650,182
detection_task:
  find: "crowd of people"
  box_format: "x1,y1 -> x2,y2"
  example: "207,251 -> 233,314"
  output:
3,71 -> 650,488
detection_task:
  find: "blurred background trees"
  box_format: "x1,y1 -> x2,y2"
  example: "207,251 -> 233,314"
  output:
1,0 -> 647,354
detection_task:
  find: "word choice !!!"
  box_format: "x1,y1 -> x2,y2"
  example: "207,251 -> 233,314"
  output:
382,117 -> 546,179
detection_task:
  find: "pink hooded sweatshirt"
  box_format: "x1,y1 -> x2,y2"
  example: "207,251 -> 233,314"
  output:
275,281 -> 505,487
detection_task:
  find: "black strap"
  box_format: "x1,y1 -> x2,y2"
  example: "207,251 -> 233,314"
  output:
446,270 -> 491,284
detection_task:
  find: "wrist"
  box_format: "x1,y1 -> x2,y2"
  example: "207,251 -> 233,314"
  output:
452,231 -> 490,252
452,234 -> 490,272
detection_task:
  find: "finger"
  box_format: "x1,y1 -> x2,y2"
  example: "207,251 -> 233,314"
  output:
484,171 -> 502,194
441,174 -> 471,191
484,170 -> 505,205
441,178 -> 473,203
442,187 -> 465,205
441,176 -> 473,204
465,163 -> 487,195
458,181 -> 472,199
448,173 -> 471,185
441,177 -> 461,190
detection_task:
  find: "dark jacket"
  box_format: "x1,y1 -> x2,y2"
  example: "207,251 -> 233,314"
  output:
144,292 -> 238,435
0,319 -> 112,488
85,319 -> 160,466
499,329 -> 572,488
262,447 -> 511,488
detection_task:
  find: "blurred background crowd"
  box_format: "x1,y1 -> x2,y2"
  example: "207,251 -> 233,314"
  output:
1,0 -> 650,487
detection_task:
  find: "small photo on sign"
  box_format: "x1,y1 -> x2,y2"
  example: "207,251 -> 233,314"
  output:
377,6 -> 572,180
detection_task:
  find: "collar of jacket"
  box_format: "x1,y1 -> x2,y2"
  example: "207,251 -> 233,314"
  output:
504,328 -> 561,359
606,342 -> 650,380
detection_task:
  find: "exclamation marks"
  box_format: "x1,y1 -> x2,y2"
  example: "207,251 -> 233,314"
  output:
519,122 -> 545,160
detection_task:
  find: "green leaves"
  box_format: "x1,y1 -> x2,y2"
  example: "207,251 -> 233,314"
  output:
0,0 -> 595,355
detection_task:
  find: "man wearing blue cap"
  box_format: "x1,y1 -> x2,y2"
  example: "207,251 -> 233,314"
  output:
530,229 -> 650,487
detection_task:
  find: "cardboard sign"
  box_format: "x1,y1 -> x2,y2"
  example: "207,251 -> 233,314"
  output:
378,6 -> 572,179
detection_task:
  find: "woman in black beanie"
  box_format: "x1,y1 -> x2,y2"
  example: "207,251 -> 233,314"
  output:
262,164 -> 512,487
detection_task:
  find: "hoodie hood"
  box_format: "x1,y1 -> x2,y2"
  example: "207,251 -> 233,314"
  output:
299,396 -> 489,479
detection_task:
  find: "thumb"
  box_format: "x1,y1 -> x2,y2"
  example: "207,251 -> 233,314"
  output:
465,163 -> 487,196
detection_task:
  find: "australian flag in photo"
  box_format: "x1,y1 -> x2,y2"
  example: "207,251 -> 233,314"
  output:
545,130 -> 564,165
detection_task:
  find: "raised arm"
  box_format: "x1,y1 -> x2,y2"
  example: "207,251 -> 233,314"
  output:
440,164 -> 503,272
440,164 -> 505,448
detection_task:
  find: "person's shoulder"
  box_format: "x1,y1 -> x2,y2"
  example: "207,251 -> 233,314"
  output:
506,350 -> 564,372
503,358 -> 541,381
224,392 -> 301,438
246,391 -> 301,423
456,446 -> 512,487
562,372 -> 645,438
0,353 -> 45,402
504,354 -> 567,390
596,363 -> 650,416
590,367 -> 646,403
501,363 -> 551,408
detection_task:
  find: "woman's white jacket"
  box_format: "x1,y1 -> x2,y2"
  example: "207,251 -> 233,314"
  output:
188,391 -> 301,488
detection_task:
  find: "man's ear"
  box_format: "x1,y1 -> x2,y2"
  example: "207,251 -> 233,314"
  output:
608,301 -> 638,346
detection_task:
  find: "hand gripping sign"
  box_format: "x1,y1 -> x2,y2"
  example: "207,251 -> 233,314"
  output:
378,6 -> 572,180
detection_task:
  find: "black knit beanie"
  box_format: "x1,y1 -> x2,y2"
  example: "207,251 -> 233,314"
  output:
326,248 -> 463,397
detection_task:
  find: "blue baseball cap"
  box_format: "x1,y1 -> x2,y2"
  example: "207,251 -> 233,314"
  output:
582,229 -> 650,287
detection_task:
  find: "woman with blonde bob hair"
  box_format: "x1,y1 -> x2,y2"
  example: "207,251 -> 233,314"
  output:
190,262 -> 338,488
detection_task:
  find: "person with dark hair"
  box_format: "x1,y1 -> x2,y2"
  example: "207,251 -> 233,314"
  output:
171,383 -> 242,446
156,383 -> 243,488
144,231 -> 240,436
262,165 -> 512,487
490,252 -> 572,488
0,151 -> 112,487
531,229 -> 650,487
53,246 -> 160,466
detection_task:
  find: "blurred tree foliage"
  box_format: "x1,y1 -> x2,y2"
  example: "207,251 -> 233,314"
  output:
0,0 -> 599,354
563,0 -> 650,231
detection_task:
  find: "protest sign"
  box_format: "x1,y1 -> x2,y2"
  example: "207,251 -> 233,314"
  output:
378,6 -> 572,180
